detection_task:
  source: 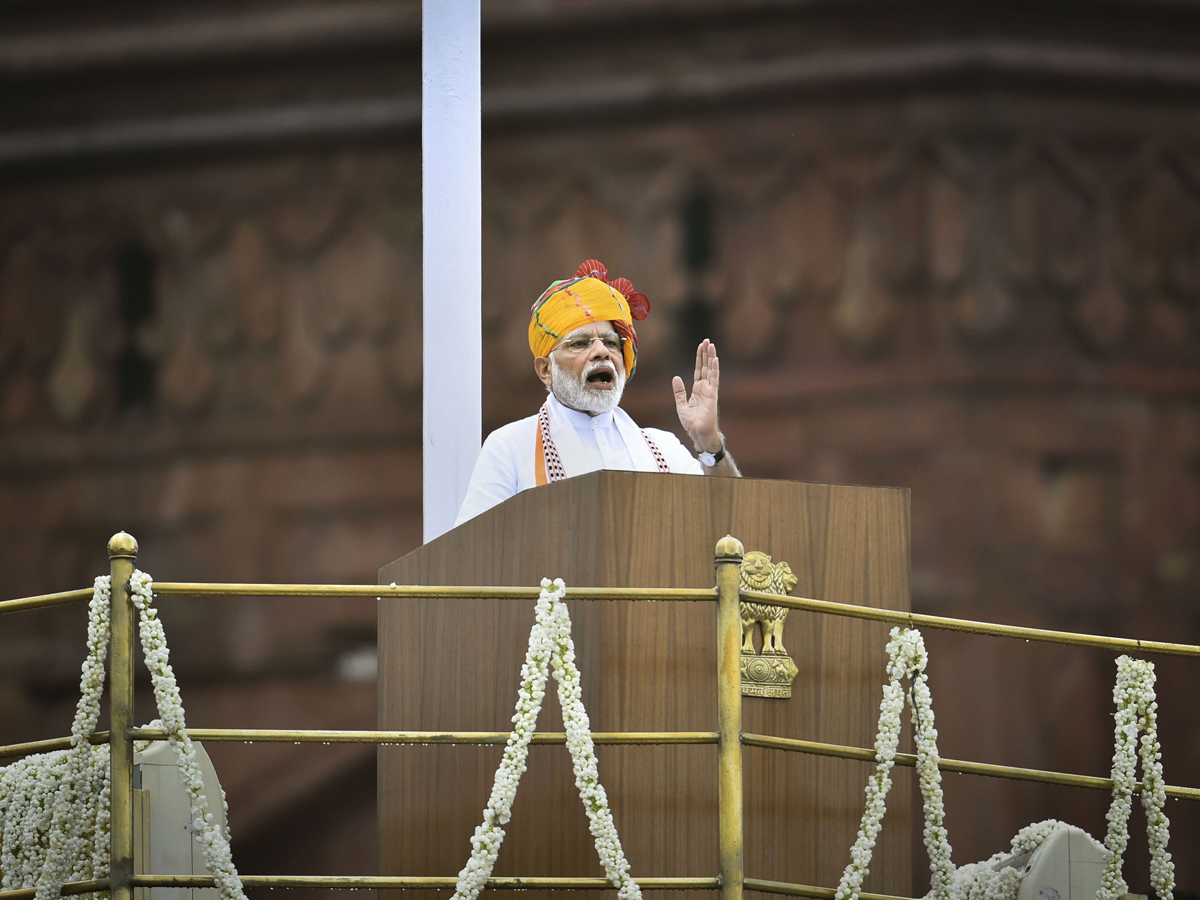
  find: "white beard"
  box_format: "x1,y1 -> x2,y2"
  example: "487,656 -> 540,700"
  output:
550,355 -> 626,415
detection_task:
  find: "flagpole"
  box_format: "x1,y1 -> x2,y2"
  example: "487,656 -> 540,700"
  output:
422,0 -> 481,542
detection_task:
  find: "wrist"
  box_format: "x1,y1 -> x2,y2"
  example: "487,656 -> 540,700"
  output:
696,434 -> 726,467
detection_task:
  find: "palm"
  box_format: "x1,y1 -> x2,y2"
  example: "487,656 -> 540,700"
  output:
672,339 -> 721,452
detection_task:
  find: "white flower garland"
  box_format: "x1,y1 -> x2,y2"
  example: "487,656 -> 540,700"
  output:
837,632 -> 1084,900
835,627 -> 953,900
0,572 -> 245,900
943,819 -> 1065,900
1098,656 -> 1174,900
453,579 -> 642,900
127,571 -> 244,900
0,575 -> 115,900
1,745 -> 111,897
837,638 -> 1178,900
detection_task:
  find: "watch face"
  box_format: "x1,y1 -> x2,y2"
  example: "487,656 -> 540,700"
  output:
699,452 -> 716,466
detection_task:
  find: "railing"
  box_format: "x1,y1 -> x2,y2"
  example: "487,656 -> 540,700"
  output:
1,532 -> 1199,900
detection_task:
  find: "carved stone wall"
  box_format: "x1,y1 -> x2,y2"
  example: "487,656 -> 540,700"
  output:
0,153 -> 426,900
3,0 -> 1200,895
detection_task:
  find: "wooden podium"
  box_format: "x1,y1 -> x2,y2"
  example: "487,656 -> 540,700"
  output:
378,472 -> 912,899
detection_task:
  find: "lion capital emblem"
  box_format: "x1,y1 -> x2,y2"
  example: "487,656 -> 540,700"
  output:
739,550 -> 799,698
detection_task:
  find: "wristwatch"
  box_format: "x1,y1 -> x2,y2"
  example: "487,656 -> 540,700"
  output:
698,445 -> 726,467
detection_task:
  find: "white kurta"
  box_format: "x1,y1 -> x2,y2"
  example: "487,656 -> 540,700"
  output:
454,394 -> 703,526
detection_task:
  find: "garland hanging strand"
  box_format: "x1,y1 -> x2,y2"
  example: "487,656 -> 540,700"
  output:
452,579 -> 642,900
548,591 -> 641,900
1099,656 -> 1174,900
128,571 -> 245,900
451,579 -> 558,900
835,627 -> 953,900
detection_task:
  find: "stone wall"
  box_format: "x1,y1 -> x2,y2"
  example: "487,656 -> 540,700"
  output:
2,0 -> 1200,894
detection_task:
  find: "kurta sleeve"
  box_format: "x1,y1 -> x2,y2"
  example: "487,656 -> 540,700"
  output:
454,425 -> 523,526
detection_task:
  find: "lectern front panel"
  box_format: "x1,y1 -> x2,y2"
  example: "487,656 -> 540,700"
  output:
378,473 -> 912,900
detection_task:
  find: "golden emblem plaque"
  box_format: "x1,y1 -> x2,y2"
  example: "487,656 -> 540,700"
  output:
739,550 -> 799,698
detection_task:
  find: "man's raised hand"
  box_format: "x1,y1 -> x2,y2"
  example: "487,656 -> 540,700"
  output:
672,339 -> 723,454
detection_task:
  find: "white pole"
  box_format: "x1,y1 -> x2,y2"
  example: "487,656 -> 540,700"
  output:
422,0 -> 481,543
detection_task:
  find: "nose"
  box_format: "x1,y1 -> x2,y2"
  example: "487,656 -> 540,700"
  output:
588,339 -> 613,360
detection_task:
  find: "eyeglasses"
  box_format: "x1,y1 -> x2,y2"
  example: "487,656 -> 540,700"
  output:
555,334 -> 623,355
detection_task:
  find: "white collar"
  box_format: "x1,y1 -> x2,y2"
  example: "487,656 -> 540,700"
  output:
547,392 -> 616,430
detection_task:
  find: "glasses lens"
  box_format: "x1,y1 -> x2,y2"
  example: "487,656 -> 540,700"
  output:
561,335 -> 622,353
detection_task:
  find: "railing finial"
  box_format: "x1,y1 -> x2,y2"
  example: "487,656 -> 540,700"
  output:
715,535 -> 744,561
108,532 -> 138,560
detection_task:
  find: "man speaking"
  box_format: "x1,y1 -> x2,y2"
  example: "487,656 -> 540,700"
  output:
455,259 -> 740,526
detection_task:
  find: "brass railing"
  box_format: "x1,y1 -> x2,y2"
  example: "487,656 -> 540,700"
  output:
1,531 -> 1198,900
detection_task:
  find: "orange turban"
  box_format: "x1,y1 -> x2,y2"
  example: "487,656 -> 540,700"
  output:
528,259 -> 650,379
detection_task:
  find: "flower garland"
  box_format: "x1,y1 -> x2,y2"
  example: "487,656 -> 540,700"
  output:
1,745 -> 110,897
0,572 -> 244,900
1098,656 -> 1174,900
0,575 -> 115,900
127,571 -> 244,900
547,586 -> 640,900
835,628 -> 953,900
452,579 -> 642,900
943,819 -> 1065,900
836,637 -> 1178,900
837,633 -> 1082,900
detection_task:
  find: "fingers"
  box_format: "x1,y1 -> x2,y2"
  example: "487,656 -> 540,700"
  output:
697,338 -> 719,382
694,339 -> 718,388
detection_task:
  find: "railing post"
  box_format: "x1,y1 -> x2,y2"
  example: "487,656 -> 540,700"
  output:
715,535 -> 744,900
108,532 -> 138,900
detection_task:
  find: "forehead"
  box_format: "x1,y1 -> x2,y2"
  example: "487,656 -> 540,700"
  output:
563,321 -> 618,341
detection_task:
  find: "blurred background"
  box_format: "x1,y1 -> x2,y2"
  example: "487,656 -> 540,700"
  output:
2,0 -> 1199,896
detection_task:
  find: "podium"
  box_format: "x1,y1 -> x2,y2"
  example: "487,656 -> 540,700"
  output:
378,472 -> 912,898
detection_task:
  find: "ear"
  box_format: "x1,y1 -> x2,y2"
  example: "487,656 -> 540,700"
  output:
533,356 -> 553,388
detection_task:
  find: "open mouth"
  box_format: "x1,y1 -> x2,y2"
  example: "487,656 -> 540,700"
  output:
585,368 -> 615,389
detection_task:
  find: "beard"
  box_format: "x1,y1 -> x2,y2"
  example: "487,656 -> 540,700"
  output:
550,355 -> 626,415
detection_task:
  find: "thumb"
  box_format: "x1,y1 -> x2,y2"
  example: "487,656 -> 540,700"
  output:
671,375 -> 687,407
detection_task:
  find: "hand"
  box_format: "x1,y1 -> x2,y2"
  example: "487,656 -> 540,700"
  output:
672,339 -> 723,454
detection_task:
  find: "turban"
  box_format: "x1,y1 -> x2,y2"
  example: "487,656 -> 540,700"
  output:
528,259 -> 650,379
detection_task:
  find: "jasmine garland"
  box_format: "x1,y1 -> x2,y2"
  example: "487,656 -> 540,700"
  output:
0,572 -> 244,900
837,633 -> 1177,900
944,819 -> 1065,900
452,579 -> 641,900
1,576 -> 114,900
1099,656 -> 1174,900
127,571 -> 244,900
835,627 -> 953,900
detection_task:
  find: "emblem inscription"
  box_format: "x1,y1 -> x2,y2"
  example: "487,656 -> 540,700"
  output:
739,550 -> 799,698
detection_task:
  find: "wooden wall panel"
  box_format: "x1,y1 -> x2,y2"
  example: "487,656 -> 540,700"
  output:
378,473 -> 911,900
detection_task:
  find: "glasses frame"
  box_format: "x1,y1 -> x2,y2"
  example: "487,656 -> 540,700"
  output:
553,333 -> 624,355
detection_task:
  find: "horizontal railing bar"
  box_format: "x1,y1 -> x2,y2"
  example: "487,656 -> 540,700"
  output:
0,878 -> 110,900
129,727 -> 720,745
131,875 -> 721,890
152,582 -> 717,601
744,877 -> 912,900
740,589 -> 1200,658
0,732 -> 109,760
741,733 -> 1200,801
0,588 -> 94,616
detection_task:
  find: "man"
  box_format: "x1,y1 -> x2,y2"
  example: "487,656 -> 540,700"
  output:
455,258 -> 740,525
